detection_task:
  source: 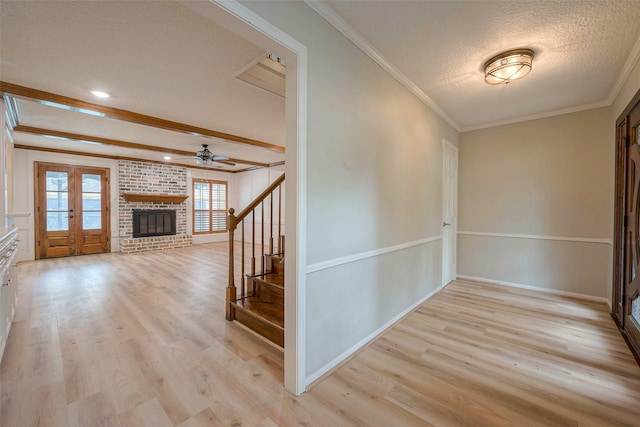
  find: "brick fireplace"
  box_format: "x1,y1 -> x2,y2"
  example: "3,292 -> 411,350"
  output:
118,160 -> 192,253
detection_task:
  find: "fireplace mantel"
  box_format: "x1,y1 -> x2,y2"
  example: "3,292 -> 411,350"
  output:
120,193 -> 188,204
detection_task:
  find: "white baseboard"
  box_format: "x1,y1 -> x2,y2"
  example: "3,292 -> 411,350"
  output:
456,274 -> 609,305
305,284 -> 442,386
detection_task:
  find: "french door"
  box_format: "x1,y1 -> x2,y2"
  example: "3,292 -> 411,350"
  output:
34,162 -> 110,259
614,90 -> 640,360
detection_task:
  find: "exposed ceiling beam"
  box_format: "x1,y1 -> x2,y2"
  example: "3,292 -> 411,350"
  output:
13,125 -> 271,167
1,81 -> 285,153
268,160 -> 286,168
14,144 -> 237,173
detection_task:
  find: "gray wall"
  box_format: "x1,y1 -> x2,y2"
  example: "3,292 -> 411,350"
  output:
241,1 -> 458,382
458,107 -> 612,299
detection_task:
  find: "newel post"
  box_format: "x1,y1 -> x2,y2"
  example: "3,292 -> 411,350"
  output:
226,208 -> 237,321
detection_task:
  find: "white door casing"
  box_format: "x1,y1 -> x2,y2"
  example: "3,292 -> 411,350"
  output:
442,139 -> 458,287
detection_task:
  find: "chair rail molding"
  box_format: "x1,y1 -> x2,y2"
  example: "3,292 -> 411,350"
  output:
306,235 -> 443,274
457,230 -> 612,245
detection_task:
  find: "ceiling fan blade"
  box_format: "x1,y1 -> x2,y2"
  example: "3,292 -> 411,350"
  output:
212,155 -> 229,161
214,160 -> 236,166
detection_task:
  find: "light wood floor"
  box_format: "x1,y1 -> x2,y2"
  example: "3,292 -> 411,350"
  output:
2,243 -> 640,426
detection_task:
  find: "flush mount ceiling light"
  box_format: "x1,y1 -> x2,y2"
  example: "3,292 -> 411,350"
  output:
484,48 -> 534,85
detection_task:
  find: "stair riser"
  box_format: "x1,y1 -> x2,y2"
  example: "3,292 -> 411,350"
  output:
231,304 -> 284,347
254,280 -> 284,304
267,255 -> 285,276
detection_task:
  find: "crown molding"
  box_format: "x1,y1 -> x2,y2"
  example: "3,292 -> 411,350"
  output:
607,32 -> 640,105
305,1 -> 639,134
303,0 -> 461,132
460,99 -> 610,133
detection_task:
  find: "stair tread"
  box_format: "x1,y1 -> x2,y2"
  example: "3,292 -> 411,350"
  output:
254,274 -> 284,288
233,297 -> 284,329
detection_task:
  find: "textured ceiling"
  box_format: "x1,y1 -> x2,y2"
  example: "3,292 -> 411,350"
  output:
0,0 -> 285,169
323,0 -> 640,130
2,0 -> 639,163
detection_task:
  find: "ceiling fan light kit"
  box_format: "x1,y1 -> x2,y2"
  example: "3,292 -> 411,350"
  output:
195,144 -> 235,167
484,48 -> 534,85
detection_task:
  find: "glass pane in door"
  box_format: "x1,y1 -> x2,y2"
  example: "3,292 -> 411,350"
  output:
46,172 -> 68,191
82,174 -> 101,229
633,297 -> 640,325
46,212 -> 68,231
46,171 -> 69,231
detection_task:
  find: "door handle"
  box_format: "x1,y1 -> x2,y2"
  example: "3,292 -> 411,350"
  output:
69,215 -> 74,219
443,222 -> 451,226
69,209 -> 74,213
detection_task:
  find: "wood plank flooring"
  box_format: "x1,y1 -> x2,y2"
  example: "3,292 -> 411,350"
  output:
1,243 -> 640,426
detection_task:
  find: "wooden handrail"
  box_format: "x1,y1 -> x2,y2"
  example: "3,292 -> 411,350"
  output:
228,173 -> 285,230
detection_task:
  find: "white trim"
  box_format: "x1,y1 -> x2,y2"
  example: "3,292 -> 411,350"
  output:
458,230 -> 612,245
441,138 -> 458,287
232,51 -> 269,79
204,0 -> 308,396
608,33 -> 640,105
460,100 -> 610,132
294,51 -> 308,396
305,284 -> 441,385
456,274 -> 609,305
303,0 -> 460,132
306,235 -> 443,274
443,139 -> 458,151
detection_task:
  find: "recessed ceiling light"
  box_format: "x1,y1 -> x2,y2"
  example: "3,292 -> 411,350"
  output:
90,90 -> 110,98
163,156 -> 171,160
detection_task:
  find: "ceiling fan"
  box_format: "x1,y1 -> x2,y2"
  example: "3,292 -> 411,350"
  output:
194,144 -> 235,166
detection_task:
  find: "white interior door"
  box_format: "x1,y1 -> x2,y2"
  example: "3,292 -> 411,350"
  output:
442,139 -> 458,287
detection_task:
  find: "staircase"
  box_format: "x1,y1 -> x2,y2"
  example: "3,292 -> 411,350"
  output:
226,174 -> 285,347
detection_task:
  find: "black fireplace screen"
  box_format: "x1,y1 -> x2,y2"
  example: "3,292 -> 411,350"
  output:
132,209 -> 176,238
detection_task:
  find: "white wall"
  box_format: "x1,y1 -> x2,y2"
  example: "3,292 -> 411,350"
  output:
458,107 -> 612,300
240,1 -> 458,383
13,149 -> 120,261
235,166 -> 284,212
233,166 -> 285,248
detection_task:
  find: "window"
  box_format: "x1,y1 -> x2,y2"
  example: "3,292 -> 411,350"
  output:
193,179 -> 227,234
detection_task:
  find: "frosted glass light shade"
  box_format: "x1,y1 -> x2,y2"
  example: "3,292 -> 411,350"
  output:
484,49 -> 534,85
